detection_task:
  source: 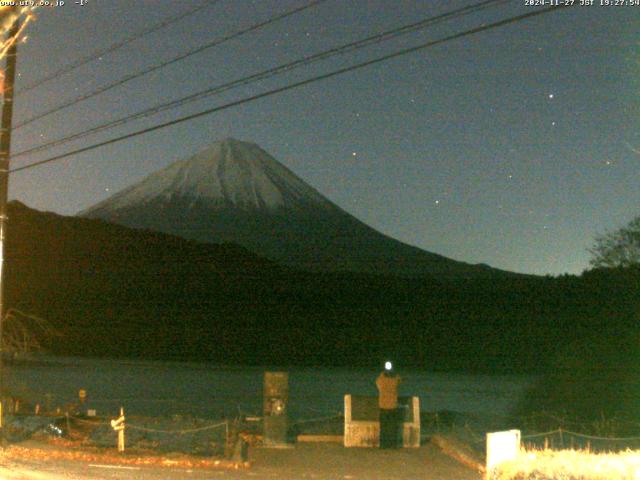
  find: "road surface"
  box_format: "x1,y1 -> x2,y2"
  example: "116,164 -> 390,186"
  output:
0,442 -> 482,479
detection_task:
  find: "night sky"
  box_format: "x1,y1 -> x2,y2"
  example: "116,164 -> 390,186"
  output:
6,0 -> 639,275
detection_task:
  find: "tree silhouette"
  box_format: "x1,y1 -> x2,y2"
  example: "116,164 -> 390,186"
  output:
589,216 -> 640,268
2,309 -> 59,357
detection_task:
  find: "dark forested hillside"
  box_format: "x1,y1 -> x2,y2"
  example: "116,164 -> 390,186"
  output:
5,201 -> 639,373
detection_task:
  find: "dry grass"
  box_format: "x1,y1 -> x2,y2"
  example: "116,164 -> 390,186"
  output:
492,448 -> 640,480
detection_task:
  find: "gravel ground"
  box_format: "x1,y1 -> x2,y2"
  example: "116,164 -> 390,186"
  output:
0,441 -> 482,479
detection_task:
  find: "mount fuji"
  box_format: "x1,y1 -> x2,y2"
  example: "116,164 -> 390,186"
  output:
80,138 -> 509,278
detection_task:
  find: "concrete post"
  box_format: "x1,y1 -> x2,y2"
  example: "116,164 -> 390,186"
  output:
263,371 -> 288,447
486,429 -> 521,478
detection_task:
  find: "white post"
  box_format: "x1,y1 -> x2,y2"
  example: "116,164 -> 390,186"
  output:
343,395 -> 351,447
486,429 -> 520,478
118,407 -> 125,453
110,406 -> 126,453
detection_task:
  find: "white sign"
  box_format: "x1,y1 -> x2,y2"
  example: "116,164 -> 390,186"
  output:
486,429 -> 521,472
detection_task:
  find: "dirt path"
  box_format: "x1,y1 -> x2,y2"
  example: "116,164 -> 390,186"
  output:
0,443 -> 482,479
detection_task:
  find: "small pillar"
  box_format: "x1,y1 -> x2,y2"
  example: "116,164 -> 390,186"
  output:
486,429 -> 520,477
110,406 -> 126,453
263,372 -> 288,447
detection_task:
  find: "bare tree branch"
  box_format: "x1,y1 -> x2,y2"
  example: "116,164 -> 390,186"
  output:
2,308 -> 60,356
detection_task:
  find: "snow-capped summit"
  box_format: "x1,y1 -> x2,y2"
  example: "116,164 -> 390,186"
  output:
86,138 -> 333,214
80,138 -> 510,278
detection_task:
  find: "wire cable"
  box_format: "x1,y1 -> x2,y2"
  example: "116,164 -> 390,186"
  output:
16,0 -> 221,95
126,421 -> 227,434
11,4 -> 572,175
560,429 -> 640,442
521,429 -> 563,440
72,416 -> 228,434
12,0 -> 511,159
14,0 -> 329,129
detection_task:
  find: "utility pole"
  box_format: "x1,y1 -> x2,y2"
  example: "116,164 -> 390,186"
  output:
0,11 -> 20,436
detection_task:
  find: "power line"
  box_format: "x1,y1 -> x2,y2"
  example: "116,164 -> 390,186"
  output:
10,4 -> 572,175
13,0 -> 510,159
16,0 -> 221,95
14,0 -> 329,130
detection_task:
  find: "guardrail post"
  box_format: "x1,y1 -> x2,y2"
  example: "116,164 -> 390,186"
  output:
110,406 -> 126,453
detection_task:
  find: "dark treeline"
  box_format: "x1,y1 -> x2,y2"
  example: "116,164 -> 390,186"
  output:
5,202 -> 639,378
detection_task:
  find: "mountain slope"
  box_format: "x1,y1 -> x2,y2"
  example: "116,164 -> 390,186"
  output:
80,138 -> 512,279
5,201 -> 637,372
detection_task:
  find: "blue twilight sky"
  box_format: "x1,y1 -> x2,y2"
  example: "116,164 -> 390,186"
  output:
6,0 -> 639,275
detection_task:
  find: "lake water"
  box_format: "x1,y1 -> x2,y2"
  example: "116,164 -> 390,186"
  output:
3,356 -> 534,424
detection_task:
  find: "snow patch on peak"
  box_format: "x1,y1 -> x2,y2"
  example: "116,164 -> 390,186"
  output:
172,141 -> 287,209
82,139 -> 337,215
